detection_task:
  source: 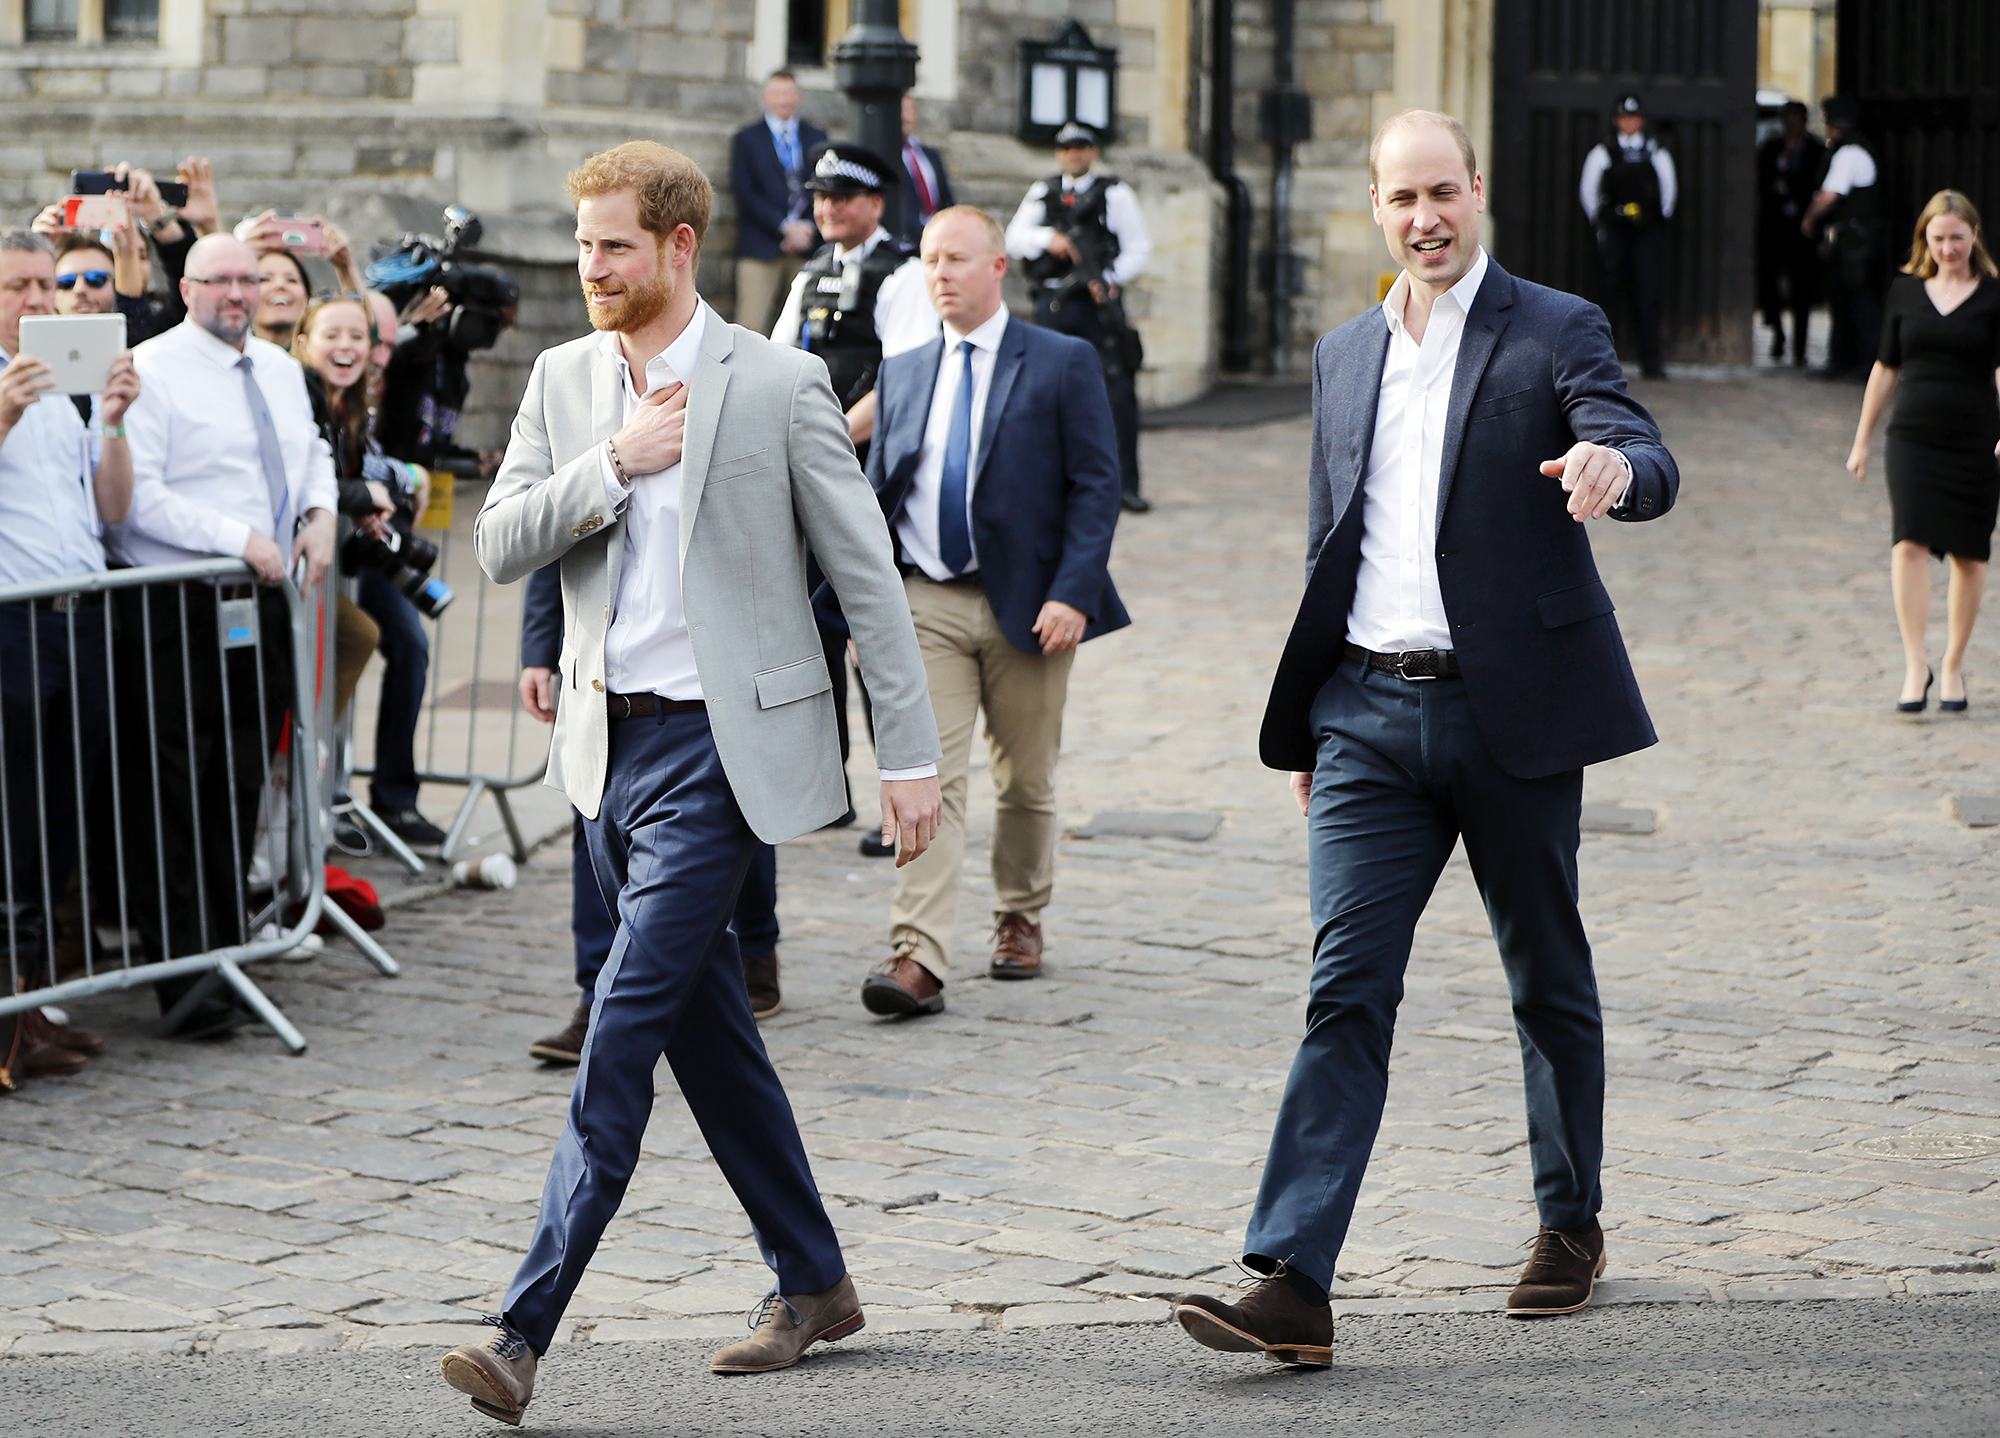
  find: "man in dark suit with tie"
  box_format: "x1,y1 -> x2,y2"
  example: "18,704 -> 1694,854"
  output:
730,70 -> 826,335
856,205 -> 1127,1016
897,95 -> 955,244
1172,111 -> 1678,1365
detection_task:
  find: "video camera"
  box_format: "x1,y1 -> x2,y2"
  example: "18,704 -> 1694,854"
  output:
366,205 -> 519,354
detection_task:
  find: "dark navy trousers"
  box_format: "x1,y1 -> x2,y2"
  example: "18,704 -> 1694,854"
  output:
569,816 -> 778,996
1244,662 -> 1605,1292
505,710 -> 844,1354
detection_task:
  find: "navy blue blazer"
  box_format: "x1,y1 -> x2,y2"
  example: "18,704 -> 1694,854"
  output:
897,141 -> 956,242
866,318 -> 1130,656
1261,260 -> 1679,779
520,559 -> 563,671
730,118 -> 826,260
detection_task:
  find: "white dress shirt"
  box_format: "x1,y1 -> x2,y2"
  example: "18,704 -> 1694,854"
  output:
597,304 -> 709,701
897,305 -> 1009,582
114,320 -> 336,569
769,226 -> 939,358
0,345 -> 105,586
1005,171 -> 1152,288
1579,135 -> 1679,221
1821,143 -> 1878,196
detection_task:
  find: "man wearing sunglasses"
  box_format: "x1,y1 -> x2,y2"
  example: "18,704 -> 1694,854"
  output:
53,234 -> 167,358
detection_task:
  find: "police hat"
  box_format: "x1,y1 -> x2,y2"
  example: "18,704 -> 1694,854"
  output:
803,142 -> 898,195
1821,97 -> 1861,130
1614,93 -> 1644,117
1053,121 -> 1101,150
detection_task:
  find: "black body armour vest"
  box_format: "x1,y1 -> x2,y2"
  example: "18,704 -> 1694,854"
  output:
1601,135 -> 1664,228
1022,174 -> 1123,286
799,235 -> 917,407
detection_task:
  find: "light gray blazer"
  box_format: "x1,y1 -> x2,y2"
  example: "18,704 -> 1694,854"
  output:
475,311 -> 940,841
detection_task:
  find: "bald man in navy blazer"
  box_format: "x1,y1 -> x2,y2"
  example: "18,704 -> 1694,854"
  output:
1174,110 -> 1678,1368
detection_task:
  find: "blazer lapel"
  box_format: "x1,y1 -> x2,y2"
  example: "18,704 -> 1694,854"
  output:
678,313 -> 735,561
972,319 -> 1027,485
1325,315 -> 1390,527
1434,263 -> 1515,535
590,340 -> 627,598
887,336 -> 945,509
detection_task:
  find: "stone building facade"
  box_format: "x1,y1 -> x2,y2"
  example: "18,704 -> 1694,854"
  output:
0,0 -> 1491,443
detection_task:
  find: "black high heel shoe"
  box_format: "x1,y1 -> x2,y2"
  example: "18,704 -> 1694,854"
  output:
1940,675 -> 1969,713
1898,668 -> 1934,714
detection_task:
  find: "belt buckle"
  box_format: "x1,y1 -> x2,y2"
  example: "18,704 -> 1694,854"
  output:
1392,649 -> 1440,682
609,693 -> 632,720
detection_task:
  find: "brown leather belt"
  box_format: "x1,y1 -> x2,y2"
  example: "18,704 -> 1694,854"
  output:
1342,643 -> 1461,681
606,691 -> 706,721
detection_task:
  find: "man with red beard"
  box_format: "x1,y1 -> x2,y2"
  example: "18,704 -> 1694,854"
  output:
440,142 -> 942,1422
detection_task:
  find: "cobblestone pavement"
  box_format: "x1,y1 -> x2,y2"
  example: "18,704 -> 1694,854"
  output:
3,371 -> 1998,1361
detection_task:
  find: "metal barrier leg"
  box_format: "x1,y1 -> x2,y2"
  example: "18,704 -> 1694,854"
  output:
157,968 -> 227,1034
490,785 -> 529,864
320,899 -> 401,977
215,956 -> 307,1055
438,777 -> 487,862
345,795 -> 427,875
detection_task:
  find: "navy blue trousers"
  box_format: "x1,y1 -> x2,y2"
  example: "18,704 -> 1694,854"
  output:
1244,662 -> 1605,1292
568,815 -> 777,996
355,572 -> 428,812
505,711 -> 844,1354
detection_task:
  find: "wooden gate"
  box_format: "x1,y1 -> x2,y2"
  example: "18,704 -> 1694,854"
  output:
1490,0 -> 1760,364
1839,0 -> 2000,262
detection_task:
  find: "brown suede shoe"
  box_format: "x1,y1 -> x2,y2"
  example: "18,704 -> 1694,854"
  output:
440,1315 -> 538,1425
711,1277 -> 865,1374
1506,1219 -> 1605,1317
1173,1264 -> 1333,1367
860,949 -> 944,1017
742,949 -> 781,1020
528,1001 -> 591,1065
988,913 -> 1043,980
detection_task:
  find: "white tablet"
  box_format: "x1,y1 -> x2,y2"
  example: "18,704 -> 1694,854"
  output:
17,313 -> 126,396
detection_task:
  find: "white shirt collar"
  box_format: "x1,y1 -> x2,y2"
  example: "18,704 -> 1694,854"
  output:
766,113 -> 797,135
176,317 -> 258,368
833,226 -> 892,265
942,304 -> 1009,354
1381,247 -> 1490,338
1060,168 -> 1099,191
602,301 -> 710,394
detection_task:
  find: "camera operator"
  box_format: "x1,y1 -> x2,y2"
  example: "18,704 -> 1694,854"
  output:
294,293 -> 449,848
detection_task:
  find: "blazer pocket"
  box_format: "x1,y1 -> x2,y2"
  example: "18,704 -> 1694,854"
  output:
705,447 -> 772,484
1537,580 -> 1616,629
753,654 -> 834,709
1470,387 -> 1536,420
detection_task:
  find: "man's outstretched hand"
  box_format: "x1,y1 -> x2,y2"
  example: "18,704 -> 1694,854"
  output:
880,775 -> 943,867
1540,442 -> 1629,522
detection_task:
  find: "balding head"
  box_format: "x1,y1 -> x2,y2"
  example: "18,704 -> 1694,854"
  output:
181,234 -> 265,349
1369,110 -> 1479,188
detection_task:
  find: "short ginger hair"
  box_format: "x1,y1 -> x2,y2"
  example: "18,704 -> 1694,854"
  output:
566,141 -> 712,249
924,204 -> 1005,253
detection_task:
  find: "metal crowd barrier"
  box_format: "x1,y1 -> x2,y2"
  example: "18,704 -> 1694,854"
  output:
0,558 -> 398,1056
351,471 -> 546,865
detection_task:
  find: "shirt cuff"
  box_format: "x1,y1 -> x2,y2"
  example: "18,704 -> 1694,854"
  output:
879,764 -> 938,782
599,440 -> 632,512
1608,448 -> 1634,513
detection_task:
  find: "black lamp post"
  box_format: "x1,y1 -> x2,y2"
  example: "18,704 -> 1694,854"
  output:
833,0 -> 919,237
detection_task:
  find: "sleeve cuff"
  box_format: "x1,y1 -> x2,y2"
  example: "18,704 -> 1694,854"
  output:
879,764 -> 938,782
1608,448 -> 1634,512
599,441 -> 632,512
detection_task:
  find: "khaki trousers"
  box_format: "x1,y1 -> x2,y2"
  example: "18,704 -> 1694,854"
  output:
734,255 -> 804,337
892,576 -> 1073,979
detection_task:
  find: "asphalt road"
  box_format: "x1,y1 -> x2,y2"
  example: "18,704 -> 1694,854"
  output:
8,1296 -> 1998,1437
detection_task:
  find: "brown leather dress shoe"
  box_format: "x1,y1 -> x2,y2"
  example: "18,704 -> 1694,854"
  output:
1173,1264 -> 1333,1366
16,1011 -> 90,1078
988,913 -> 1043,979
440,1315 -> 538,1425
528,1001 -> 591,1065
37,1011 -> 106,1056
710,1276 -> 865,1374
860,951 -> 944,1017
742,949 -> 781,1020
1506,1218 -> 1605,1317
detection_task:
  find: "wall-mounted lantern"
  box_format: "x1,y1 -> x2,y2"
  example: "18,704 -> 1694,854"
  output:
1018,20 -> 1119,147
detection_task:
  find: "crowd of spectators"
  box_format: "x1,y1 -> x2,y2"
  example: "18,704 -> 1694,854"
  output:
0,157 -> 468,1084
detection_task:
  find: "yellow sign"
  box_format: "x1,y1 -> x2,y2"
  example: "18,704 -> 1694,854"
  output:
1376,271 -> 1398,302
417,469 -> 453,530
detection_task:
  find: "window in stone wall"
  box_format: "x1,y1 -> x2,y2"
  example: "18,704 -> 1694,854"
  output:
786,0 -> 916,69
25,0 -> 80,41
105,0 -> 157,40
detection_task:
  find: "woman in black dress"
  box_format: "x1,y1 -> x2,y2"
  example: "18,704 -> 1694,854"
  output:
1847,189 -> 2000,712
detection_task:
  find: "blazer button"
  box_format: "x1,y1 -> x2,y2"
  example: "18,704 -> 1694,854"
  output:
570,525 -> 583,537
592,680 -> 604,691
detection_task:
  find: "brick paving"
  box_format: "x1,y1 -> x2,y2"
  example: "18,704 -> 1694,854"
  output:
4,370 -> 1999,1359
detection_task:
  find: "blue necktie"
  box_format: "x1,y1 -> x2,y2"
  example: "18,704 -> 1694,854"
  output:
937,341 -> 975,575
237,355 -> 289,539
779,124 -> 799,176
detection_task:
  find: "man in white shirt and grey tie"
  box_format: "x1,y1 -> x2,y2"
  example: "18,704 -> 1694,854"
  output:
111,232 -> 338,1037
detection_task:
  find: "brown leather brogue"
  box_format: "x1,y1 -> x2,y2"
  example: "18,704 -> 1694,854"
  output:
529,1001 -> 590,1065
1173,1264 -> 1333,1367
1506,1219 -> 1605,1317
860,950 -> 944,1017
16,1011 -> 90,1078
440,1315 -> 538,1425
742,948 -> 781,1020
37,1011 -> 106,1056
988,913 -> 1043,980
710,1277 -> 865,1374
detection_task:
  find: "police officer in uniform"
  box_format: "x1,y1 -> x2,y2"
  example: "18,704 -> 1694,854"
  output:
772,142 -> 940,857
1580,94 -> 1677,379
1802,98 -> 1885,381
1006,121 -> 1154,513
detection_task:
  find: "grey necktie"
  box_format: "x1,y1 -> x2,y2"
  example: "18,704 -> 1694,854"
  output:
236,354 -> 289,537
